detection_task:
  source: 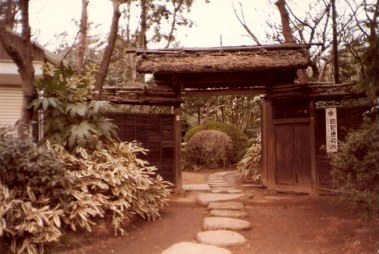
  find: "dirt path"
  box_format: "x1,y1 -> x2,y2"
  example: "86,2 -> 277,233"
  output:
55,169 -> 379,254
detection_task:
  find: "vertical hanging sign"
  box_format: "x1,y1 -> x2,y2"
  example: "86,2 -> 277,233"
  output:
325,107 -> 338,153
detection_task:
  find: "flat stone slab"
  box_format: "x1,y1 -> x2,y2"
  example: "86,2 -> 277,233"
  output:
161,242 -> 231,254
210,209 -> 248,218
208,201 -> 244,210
264,195 -> 296,200
197,193 -> 252,205
212,189 -> 243,194
209,183 -> 231,187
203,217 -> 252,231
196,230 -> 247,247
183,184 -> 210,191
209,171 -> 234,177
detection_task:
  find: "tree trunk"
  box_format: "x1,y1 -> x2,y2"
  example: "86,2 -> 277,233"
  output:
0,0 -> 35,137
77,0 -> 89,73
331,0 -> 339,84
94,0 -> 121,95
275,0 -> 308,83
139,0 -> 148,49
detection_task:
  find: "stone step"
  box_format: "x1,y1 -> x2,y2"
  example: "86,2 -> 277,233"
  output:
197,193 -> 252,206
196,230 -> 246,247
209,209 -> 248,218
203,217 -> 252,231
161,242 -> 232,254
208,201 -> 244,210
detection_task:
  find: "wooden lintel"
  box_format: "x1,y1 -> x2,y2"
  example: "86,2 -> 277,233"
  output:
183,88 -> 265,97
104,96 -> 182,106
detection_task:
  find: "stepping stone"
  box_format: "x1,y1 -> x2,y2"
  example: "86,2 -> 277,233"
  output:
264,195 -> 295,200
196,230 -> 246,247
210,171 -> 233,176
209,184 -> 230,187
161,242 -> 231,254
197,193 -> 252,205
183,184 -> 211,191
203,217 -> 252,231
208,201 -> 244,210
212,189 -> 243,194
210,209 -> 248,218
208,179 -> 227,183
210,186 -> 234,189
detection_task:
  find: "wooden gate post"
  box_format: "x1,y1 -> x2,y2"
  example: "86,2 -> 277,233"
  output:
309,100 -> 317,193
174,105 -> 182,194
261,98 -> 274,187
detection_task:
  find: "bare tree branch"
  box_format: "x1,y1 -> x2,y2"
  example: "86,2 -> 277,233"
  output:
165,0 -> 184,48
232,1 -> 261,45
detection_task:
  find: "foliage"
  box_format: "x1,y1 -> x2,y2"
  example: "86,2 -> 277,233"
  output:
184,121 -> 249,163
54,141 -> 172,235
0,127 -> 171,254
237,135 -> 262,184
31,64 -> 118,151
329,115 -> 379,218
0,127 -> 69,254
182,95 -> 261,138
184,130 -> 233,169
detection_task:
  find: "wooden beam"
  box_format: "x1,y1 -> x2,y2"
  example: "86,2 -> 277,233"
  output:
104,96 -> 182,106
183,88 -> 265,97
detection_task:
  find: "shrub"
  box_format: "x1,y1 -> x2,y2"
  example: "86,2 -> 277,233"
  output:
184,130 -> 233,168
0,127 -> 69,254
237,136 -> 262,183
329,120 -> 379,218
0,127 -> 171,254
184,121 -> 248,163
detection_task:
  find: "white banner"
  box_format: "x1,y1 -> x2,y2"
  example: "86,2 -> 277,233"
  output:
325,107 -> 338,153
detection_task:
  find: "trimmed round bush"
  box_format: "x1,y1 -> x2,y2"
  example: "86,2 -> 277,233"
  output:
185,130 -> 233,168
184,121 -> 248,163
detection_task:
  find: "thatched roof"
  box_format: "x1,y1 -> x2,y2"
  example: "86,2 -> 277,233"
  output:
136,44 -> 311,74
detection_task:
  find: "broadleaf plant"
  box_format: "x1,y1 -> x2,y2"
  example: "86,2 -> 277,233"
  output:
32,64 -> 117,151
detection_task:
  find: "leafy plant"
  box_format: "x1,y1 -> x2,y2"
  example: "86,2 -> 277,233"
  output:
184,121 -> 249,163
31,64 -> 117,151
237,135 -> 262,184
0,127 -> 68,254
329,114 -> 379,218
0,127 -> 171,254
184,130 -> 234,168
53,141 -> 172,236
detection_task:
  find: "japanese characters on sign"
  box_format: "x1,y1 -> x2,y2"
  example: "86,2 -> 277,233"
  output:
325,107 -> 338,153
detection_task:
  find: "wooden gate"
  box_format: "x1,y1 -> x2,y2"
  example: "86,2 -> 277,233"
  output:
274,120 -> 311,185
108,113 -> 176,184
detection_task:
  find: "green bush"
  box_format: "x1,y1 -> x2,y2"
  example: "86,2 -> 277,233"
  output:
237,136 -> 262,183
184,121 -> 248,163
329,120 -> 379,218
0,127 -> 171,254
184,130 -> 234,168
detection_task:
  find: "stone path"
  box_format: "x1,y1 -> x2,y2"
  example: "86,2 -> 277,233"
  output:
162,171 -> 253,254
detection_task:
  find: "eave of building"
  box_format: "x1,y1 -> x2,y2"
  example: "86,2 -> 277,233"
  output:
0,60 -> 44,85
